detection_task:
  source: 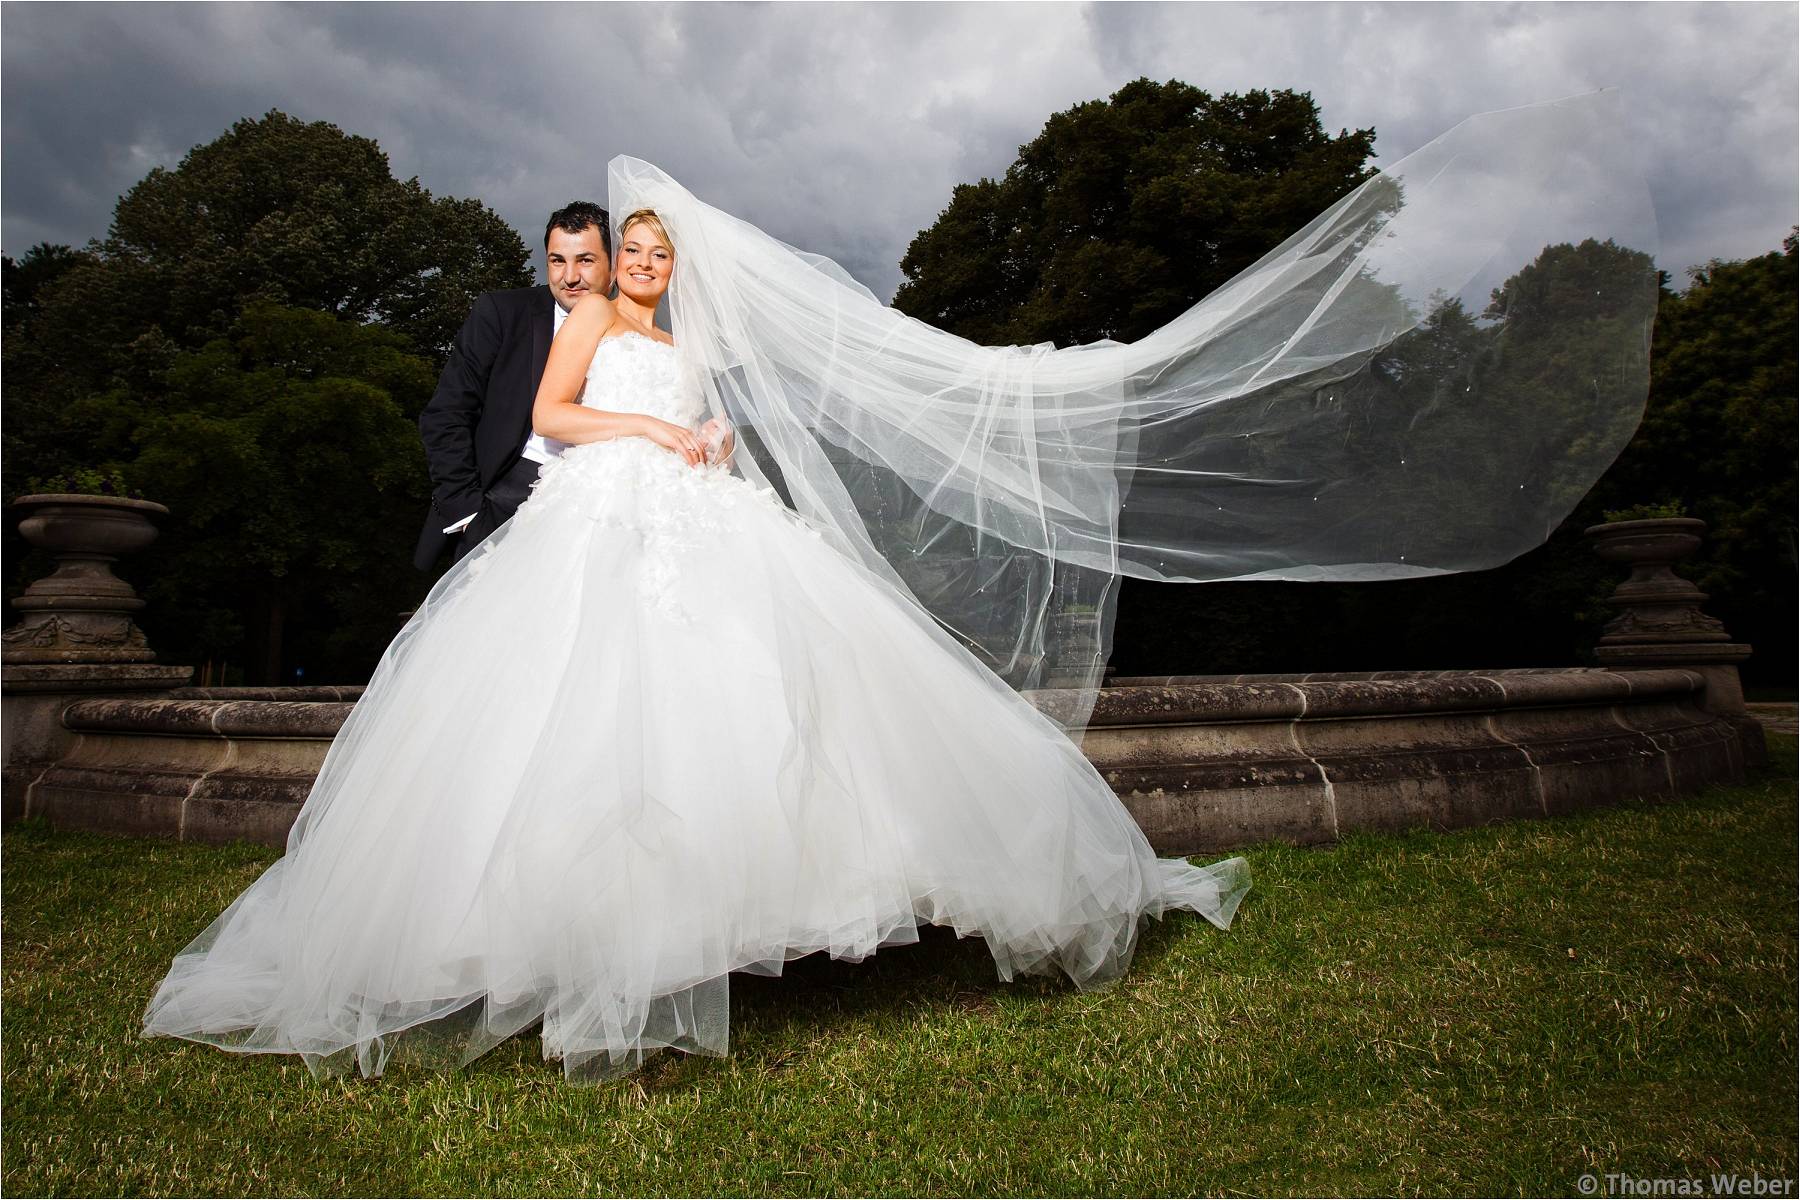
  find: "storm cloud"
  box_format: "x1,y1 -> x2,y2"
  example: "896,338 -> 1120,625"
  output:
4,1 -> 1795,299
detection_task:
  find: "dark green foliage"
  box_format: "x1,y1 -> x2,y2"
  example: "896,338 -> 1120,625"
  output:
1594,234 -> 1799,678
894,79 -> 1377,346
3,244 -> 106,503
61,302 -> 435,677
1604,500 -> 1690,522
3,111 -> 532,682
890,75 -> 1742,679
898,79 -> 1792,684
2,242 -> 94,327
19,466 -> 141,499
91,109 -> 529,360
1112,236 -> 1796,683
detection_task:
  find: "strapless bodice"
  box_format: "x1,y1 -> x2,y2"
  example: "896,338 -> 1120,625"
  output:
580,332 -> 704,429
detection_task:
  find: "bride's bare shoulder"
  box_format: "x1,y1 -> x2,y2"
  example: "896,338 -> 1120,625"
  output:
567,294 -> 616,323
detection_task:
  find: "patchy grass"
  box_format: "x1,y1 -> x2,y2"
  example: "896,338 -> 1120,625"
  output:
4,737 -> 1794,1196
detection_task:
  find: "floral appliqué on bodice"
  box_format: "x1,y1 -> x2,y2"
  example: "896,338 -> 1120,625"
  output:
577,332 -> 707,428
495,332 -> 811,621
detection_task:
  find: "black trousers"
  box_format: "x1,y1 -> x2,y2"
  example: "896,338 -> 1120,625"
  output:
452,455 -> 542,565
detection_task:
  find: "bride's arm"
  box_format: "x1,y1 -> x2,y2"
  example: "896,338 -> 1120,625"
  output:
531,295 -> 637,444
531,297 -> 705,466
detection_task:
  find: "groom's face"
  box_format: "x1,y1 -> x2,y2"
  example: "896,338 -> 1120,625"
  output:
546,225 -> 611,312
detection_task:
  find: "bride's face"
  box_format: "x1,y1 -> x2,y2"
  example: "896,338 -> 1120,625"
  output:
615,224 -> 673,306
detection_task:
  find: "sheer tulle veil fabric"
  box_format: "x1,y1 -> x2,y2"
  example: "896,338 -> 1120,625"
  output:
140,93 -> 1653,1087
615,89 -> 1658,717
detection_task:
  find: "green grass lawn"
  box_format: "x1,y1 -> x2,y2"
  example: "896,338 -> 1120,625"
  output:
5,737 -> 1795,1197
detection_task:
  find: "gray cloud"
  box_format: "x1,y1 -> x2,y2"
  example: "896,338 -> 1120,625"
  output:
4,1 -> 1795,300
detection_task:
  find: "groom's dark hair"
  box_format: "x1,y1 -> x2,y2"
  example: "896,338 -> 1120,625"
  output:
545,202 -> 611,254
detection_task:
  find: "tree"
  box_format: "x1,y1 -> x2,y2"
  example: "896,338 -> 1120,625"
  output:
97,110 -> 528,357
3,111 -> 530,494
1108,235 -> 1796,685
65,302 -> 436,681
3,244 -> 102,496
894,79 -> 1793,685
893,79 -> 1377,346
4,111 -> 531,682
1582,234 -> 1799,682
2,243 -> 94,328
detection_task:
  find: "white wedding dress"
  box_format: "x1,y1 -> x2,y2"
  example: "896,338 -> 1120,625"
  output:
141,329 -> 1252,1083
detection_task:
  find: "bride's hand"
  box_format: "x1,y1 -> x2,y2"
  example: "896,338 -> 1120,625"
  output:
636,415 -> 705,467
699,418 -> 736,467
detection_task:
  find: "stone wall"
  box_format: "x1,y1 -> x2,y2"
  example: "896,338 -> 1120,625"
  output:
12,667 -> 1754,855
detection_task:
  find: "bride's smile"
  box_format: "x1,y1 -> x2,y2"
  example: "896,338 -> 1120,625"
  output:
615,225 -> 673,305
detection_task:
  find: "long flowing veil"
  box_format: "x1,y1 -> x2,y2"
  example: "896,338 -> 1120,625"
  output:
609,91 -> 1658,728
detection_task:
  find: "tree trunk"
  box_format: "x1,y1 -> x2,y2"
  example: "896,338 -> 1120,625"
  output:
257,589 -> 286,684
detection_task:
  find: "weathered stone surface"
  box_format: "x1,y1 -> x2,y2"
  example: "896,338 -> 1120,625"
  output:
181,795 -> 304,847
1121,777 -> 1334,855
1489,670 -> 1653,708
1327,752 -> 1543,836
12,666 -> 1763,855
1492,720 -> 1674,819
28,727 -> 321,845
1084,682 -> 1306,726
1293,676 -> 1506,720
169,686 -> 365,702
1110,667 -> 1582,687
60,698 -> 230,737
210,701 -> 357,739
3,663 -> 193,694
2,661 -> 195,821
1585,517 -> 1765,770
59,698 -> 357,739
1635,719 -> 1745,796
31,754 -> 199,839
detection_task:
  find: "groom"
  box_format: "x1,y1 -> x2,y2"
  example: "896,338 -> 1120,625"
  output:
413,201 -> 613,570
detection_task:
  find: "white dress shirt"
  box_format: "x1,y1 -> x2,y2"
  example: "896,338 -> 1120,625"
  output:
520,302 -> 572,467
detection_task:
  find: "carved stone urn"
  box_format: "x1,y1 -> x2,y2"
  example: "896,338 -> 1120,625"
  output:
1584,516 -> 1761,764
1586,517 -> 1728,647
3,494 -> 168,664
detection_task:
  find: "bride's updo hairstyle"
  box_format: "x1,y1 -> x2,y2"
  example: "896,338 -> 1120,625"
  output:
619,208 -> 674,256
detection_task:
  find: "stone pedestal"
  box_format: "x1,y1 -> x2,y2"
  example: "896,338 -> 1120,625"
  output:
1587,517 -> 1766,766
3,494 -> 171,664
3,493 -> 193,821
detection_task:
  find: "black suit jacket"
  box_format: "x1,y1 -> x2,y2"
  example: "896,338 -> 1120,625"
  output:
414,285 -> 556,570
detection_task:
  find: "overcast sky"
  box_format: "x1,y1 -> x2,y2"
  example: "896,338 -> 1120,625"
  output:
4,2 -> 1795,300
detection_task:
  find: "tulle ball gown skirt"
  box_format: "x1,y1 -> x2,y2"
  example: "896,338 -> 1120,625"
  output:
141,437 -> 1251,1083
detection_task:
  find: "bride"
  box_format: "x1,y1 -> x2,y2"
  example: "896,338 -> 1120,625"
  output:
139,205 -> 1254,1084
141,94 -> 1655,1084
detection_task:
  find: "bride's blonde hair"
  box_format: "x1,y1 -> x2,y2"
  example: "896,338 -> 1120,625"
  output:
619,208 -> 674,256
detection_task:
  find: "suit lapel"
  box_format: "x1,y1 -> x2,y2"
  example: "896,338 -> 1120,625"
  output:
504,289 -> 556,464
530,286 -> 555,390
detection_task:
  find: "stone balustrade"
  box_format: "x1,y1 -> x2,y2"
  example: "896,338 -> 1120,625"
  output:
1,498 -> 1771,854
1077,668 -> 1742,852
13,665 -> 1747,854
